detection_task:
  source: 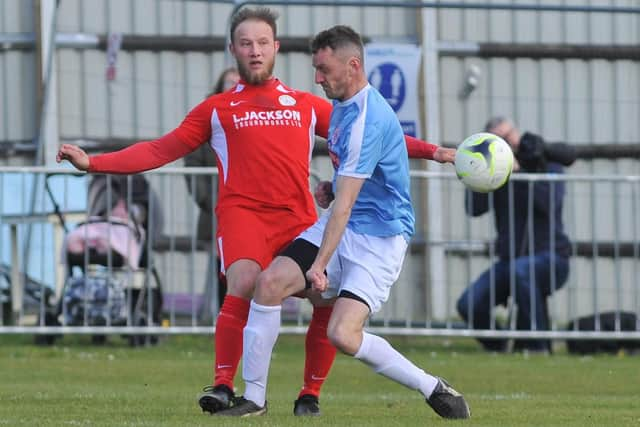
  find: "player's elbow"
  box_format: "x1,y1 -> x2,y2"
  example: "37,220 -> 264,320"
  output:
331,203 -> 353,223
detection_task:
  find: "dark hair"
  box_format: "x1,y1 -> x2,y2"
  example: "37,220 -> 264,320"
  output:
229,7 -> 278,42
209,67 -> 238,96
484,116 -> 509,132
310,25 -> 364,60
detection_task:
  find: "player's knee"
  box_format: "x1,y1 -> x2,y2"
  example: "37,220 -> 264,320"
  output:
327,322 -> 358,355
226,273 -> 258,299
254,268 -> 287,303
225,261 -> 262,299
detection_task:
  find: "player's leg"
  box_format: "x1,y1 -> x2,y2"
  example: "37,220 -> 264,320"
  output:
330,231 -> 470,419
330,294 -> 470,419
285,219 -> 338,416
216,248 -> 309,416
274,215 -> 337,416
329,294 -> 440,391
199,259 -> 261,413
216,256 -> 227,310
199,208 -> 271,414
295,292 -> 336,416
216,215 -> 337,417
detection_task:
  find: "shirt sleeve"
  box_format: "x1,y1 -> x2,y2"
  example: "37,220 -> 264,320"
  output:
404,135 -> 438,160
309,94 -> 332,139
88,99 -> 214,174
172,98 -> 214,148
533,164 -> 565,215
88,130 -> 195,174
338,122 -> 382,179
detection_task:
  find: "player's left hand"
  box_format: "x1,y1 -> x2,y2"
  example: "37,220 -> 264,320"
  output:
433,147 -> 456,164
306,267 -> 328,292
56,143 -> 90,171
314,181 -> 334,209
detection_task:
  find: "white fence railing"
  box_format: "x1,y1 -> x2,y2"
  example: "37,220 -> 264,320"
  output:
0,167 -> 638,345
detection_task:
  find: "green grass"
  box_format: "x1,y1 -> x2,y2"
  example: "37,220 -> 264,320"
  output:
0,334 -> 638,426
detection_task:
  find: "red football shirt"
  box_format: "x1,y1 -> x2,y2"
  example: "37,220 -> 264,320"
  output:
88,78 -> 437,224
90,78 -> 332,224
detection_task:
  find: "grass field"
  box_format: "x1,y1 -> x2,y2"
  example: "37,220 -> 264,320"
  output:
0,334 -> 638,426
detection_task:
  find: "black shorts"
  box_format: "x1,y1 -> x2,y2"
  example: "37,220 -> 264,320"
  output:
338,289 -> 370,311
279,238 -> 319,289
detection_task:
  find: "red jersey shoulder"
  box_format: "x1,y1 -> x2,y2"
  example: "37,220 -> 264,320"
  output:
198,80 -> 330,134
206,80 -> 327,109
204,88 -> 240,107
263,81 -> 316,109
275,83 -> 329,107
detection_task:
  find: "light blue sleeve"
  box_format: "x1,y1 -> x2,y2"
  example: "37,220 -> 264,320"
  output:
338,120 -> 383,178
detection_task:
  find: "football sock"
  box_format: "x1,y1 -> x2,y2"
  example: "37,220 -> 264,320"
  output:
243,301 -> 282,407
299,305 -> 337,399
213,295 -> 250,389
354,332 -> 438,398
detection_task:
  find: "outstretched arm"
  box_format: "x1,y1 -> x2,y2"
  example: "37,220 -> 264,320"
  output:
404,135 -> 455,163
57,99 -> 214,174
310,95 -> 455,164
57,131 -> 197,174
89,131 -> 196,174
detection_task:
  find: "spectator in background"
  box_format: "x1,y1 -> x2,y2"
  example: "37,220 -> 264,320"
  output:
456,117 -> 576,353
65,174 -> 164,273
184,67 -> 240,316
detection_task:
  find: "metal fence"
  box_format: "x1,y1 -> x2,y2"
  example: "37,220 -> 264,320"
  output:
1,166 -> 638,345
2,0 -> 639,349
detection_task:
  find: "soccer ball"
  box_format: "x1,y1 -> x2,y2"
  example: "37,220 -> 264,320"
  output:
455,132 -> 514,193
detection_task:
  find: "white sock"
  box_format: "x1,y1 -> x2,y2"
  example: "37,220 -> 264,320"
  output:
242,300 -> 281,407
354,332 -> 439,398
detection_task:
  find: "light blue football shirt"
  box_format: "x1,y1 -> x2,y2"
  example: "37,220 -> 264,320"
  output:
327,84 -> 415,241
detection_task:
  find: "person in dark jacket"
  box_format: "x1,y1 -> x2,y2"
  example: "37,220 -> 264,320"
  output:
456,117 -> 576,352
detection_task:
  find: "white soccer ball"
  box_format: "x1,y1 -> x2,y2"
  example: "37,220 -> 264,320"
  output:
455,132 -> 514,193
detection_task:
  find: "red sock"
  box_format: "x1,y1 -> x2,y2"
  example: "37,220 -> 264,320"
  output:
299,305 -> 337,399
213,295 -> 250,389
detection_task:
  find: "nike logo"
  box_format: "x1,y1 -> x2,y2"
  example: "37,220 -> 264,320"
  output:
311,375 -> 326,381
230,101 -> 245,106
217,364 -> 232,369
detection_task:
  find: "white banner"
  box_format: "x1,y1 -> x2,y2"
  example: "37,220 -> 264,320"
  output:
365,43 -> 422,138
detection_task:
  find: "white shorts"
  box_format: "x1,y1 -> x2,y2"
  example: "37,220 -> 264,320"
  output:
298,212 -> 408,313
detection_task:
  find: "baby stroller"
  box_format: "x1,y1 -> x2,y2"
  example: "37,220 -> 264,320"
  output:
37,174 -> 164,346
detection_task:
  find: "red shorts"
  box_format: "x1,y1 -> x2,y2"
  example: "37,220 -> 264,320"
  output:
216,205 -> 315,273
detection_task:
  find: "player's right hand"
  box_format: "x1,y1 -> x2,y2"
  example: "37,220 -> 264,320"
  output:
56,144 -> 90,171
306,267 -> 328,293
433,146 -> 456,164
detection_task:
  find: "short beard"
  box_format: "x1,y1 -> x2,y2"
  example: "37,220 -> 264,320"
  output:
322,85 -> 343,102
237,60 -> 275,85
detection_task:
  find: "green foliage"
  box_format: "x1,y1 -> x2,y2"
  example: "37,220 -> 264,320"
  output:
0,335 -> 638,426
